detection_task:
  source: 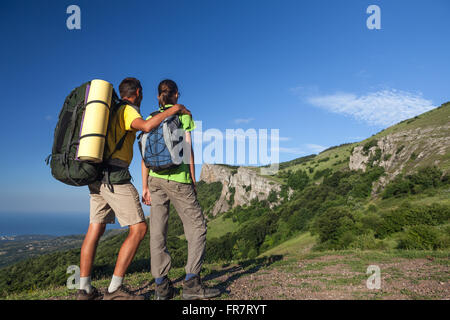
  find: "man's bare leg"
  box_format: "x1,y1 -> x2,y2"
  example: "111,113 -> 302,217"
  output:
103,221 -> 147,300
79,223 -> 106,293
106,221 -> 148,294
112,221 -> 148,277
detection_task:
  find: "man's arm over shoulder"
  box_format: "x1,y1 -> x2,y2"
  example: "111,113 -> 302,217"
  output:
131,104 -> 192,133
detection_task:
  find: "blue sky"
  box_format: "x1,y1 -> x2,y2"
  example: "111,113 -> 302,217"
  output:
0,0 -> 449,214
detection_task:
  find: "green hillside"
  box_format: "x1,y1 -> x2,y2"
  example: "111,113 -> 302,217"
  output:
0,181 -> 223,296
202,102 -> 449,277
1,103 -> 449,299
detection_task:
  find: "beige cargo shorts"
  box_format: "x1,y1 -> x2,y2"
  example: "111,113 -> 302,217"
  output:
88,181 -> 145,227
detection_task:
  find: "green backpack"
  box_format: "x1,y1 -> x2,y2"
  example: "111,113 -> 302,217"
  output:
46,81 -> 131,187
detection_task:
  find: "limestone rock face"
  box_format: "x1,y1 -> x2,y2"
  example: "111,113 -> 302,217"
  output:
349,146 -> 370,172
349,124 -> 450,196
200,164 -> 283,216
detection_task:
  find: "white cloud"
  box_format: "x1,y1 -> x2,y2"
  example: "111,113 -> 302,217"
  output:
233,118 -> 254,124
305,144 -> 327,153
306,89 -> 435,126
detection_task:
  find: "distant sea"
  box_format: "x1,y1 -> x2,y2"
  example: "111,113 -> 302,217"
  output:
0,212 -> 124,236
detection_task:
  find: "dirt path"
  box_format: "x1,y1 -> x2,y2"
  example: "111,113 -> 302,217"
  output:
207,254 -> 450,300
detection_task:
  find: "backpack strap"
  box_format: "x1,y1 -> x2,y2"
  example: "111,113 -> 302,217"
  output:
119,99 -> 140,114
85,100 -> 110,110
103,133 -> 128,192
158,105 -> 171,112
106,132 -> 128,161
137,106 -> 172,141
148,105 -> 171,119
105,99 -> 141,159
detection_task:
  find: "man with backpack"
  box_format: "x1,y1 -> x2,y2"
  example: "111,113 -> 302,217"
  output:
77,78 -> 192,300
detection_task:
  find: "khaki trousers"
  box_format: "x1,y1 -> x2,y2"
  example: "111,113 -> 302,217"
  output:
147,176 -> 207,278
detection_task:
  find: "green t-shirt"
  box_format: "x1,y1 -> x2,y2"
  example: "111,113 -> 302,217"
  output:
147,104 -> 196,184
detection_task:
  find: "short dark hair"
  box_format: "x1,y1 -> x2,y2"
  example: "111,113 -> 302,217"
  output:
119,77 -> 142,98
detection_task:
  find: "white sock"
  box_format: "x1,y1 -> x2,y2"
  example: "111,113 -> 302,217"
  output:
108,275 -> 124,293
80,276 -> 92,294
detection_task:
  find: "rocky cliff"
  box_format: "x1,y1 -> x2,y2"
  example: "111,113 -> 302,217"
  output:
199,164 -> 283,216
349,122 -> 450,196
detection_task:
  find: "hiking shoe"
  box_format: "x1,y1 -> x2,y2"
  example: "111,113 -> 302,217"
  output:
155,277 -> 174,300
103,285 -> 145,300
76,287 -> 102,300
182,276 -> 221,300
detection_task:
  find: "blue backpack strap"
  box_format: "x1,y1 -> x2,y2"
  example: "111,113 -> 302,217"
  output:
149,110 -> 160,118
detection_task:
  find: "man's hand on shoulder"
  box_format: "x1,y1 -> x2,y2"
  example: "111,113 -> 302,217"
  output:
173,104 -> 192,117
130,104 -> 193,133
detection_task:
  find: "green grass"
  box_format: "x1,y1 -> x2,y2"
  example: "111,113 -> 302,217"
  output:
179,214 -> 237,241
260,232 -> 317,257
279,145 -> 355,179
206,215 -> 238,239
4,286 -> 73,300
374,187 -> 450,211
244,166 -> 286,184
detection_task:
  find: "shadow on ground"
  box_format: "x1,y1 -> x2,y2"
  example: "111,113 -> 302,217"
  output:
62,255 -> 283,300
202,255 -> 283,296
